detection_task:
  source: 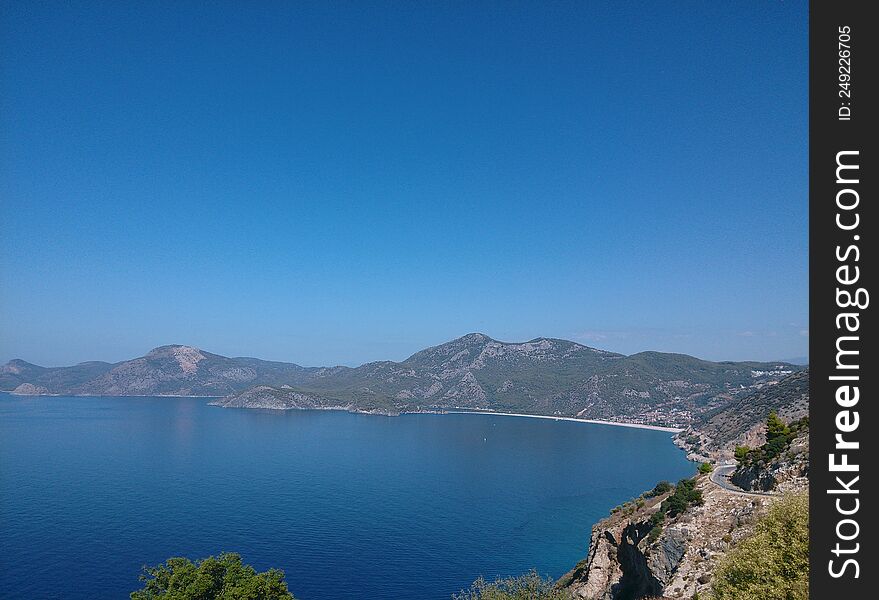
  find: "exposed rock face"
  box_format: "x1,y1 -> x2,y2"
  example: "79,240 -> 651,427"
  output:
613,521 -> 665,599
730,430 -> 809,493
11,382 -> 50,395
1,359 -> 42,376
161,345 -> 205,374
561,476 -> 776,600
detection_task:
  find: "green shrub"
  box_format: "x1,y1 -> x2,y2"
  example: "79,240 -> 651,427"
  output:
734,446 -> 750,461
130,553 -> 295,600
649,510 -> 665,528
452,570 -> 572,600
645,481 -> 673,498
712,492 -> 808,600
698,462 -> 714,474
660,478 -> 703,517
646,524 -> 663,544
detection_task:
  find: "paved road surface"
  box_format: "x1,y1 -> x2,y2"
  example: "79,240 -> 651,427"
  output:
709,463 -> 775,496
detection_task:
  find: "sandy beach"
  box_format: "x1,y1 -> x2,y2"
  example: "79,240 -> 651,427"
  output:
444,410 -> 684,433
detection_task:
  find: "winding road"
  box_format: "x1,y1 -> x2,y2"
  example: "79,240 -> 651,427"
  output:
709,463 -> 775,497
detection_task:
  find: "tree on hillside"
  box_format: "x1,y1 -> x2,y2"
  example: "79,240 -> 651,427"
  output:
737,412 -> 808,466
766,410 -> 789,439
130,552 -> 295,600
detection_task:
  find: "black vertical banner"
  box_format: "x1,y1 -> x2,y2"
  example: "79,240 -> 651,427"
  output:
810,0 -> 876,597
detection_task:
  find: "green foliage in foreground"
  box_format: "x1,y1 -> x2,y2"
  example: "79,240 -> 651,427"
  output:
452,570 -> 572,600
130,553 -> 295,600
712,492 -> 809,600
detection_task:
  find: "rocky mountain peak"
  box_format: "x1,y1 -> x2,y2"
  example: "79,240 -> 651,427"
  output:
459,332 -> 492,344
146,344 -> 202,356
145,345 -> 207,375
1,359 -> 41,374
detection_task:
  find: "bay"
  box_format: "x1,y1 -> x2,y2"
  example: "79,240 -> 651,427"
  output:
0,395 -> 695,599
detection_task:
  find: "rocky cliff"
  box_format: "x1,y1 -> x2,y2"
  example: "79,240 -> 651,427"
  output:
560,474 -> 781,600
561,379 -> 810,599
729,421 -> 809,494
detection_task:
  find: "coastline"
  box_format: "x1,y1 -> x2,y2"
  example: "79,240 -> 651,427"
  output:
1,391 -> 683,432
442,410 -> 684,433
0,391 -> 223,399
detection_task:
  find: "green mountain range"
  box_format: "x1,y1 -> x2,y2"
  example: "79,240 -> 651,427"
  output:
2,334 -> 802,427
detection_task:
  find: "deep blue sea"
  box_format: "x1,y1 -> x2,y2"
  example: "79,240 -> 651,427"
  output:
0,395 -> 695,599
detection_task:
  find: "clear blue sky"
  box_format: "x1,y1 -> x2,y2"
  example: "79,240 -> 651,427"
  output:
1,1 -> 808,367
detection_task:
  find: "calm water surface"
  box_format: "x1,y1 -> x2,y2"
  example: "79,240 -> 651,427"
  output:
0,395 -> 694,599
